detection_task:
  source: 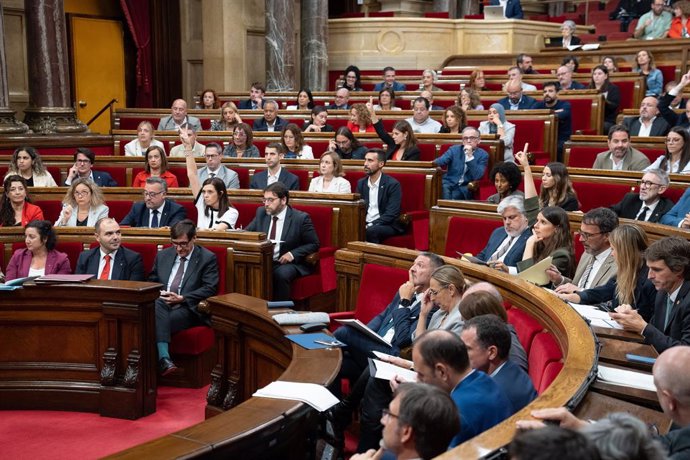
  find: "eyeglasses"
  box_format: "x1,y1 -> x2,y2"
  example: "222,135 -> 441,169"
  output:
74,190 -> 91,197
428,285 -> 449,297
170,239 -> 191,247
262,197 -> 277,204
204,154 -> 219,159
577,230 -> 603,240
381,409 -> 399,420
143,190 -> 164,198
637,180 -> 662,188
75,159 -> 91,164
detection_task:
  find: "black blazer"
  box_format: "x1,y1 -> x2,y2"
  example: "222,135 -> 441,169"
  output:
238,99 -> 259,110
356,173 -> 405,232
119,199 -> 186,228
622,116 -> 671,137
373,120 -> 420,161
250,169 -> 300,191
658,92 -> 690,129
546,36 -> 581,48
246,206 -> 320,276
75,246 -> 145,281
642,280 -> 690,352
252,116 -> 288,132
600,83 -> 621,125
610,193 -> 674,222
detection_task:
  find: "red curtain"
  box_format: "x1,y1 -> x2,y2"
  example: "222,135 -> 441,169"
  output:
120,0 -> 153,107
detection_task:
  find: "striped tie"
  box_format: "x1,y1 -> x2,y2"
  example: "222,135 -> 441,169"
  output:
490,237 -> 514,262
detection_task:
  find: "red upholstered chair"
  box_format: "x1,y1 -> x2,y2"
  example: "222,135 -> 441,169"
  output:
444,216 -> 501,257
417,143 -> 437,161
33,200 -> 62,223
12,241 -> 84,273
540,361 -> 564,393
46,167 -> 62,185
253,140 -> 269,155
664,187 -> 685,203
506,308 -> 543,356
167,167 -> 189,187
234,202 -> 262,229
565,146 -> 606,168
330,118 -> 348,129
106,200 -> 139,222
528,332 -> 563,394
96,166 -> 126,187
383,173 -> 430,251
511,119 -> 551,165
615,80 -> 636,110
234,168 -> 250,188
179,201 -> 198,223
119,115 -> 157,130
572,181 -> 631,212
285,168 -> 311,190
120,242 -> 160,273
560,97 -> 598,134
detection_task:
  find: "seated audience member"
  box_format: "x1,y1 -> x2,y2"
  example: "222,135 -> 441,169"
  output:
132,146 -> 179,188
5,220 -> 71,280
65,148 -> 118,187
658,71 -> 690,129
479,104 -> 516,162
373,66 -> 407,92
420,90 -> 444,111
520,150 -> 579,211
550,20 -> 581,48
516,53 -> 538,75
439,105 -> 467,134
158,98 -> 201,132
432,126 -> 489,199
611,169 -> 674,222
358,149 -> 405,243
252,100 -> 288,132
302,105 -> 334,133
468,69 -> 487,92
420,69 -> 442,92
150,219 -> 219,376
404,97 -> 442,134
55,178 -> 109,227
635,49 -> 664,97
622,96 -> 671,137
669,0 -> 690,38
237,81 -> 264,110
477,195 -> 532,269
5,146 -> 57,187
414,265 -> 468,339
308,152 -> 351,193
561,54 -> 580,72
328,87 -> 350,110
342,65 -> 362,92
347,103 -> 376,133
634,0 -> 672,39
184,144 -> 238,230
499,78 -> 536,110
556,65 -> 586,90
281,123 -> 314,159
169,124 -> 205,158
601,55 -> 619,73
589,413 -> 670,460
120,177 -> 186,228
646,127 -> 690,174
327,126 -> 368,160
550,208 -> 618,293
249,142 -> 299,190
195,89 -> 219,110
210,101 -> 242,131
124,121 -> 165,156
589,65 -> 621,133
593,125 -> 651,171
458,87 -> 484,111
509,426 -> 602,460
246,183 -> 319,300
368,105 -> 421,161
76,217 -> 144,281
195,142 -> 239,189
0,175 -> 44,227
461,315 -> 537,414
223,123 -> 260,158
487,161 -> 524,204
373,88 -> 401,111
661,186 -> 690,227
285,88 -> 314,110
534,81 -> 572,160
610,236 -> 690,352
412,329 -> 512,446
507,66 -> 537,92
558,224 -> 656,321
490,0 -> 524,19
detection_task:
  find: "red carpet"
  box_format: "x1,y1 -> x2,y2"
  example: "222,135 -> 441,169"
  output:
0,385 -> 209,459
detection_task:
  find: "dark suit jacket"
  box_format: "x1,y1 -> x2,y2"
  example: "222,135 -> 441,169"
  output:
547,36 -> 582,48
356,173 -> 405,232
373,120 -> 420,161
497,95 -> 536,111
148,245 -> 219,319
658,92 -> 690,129
622,116 -> 671,137
534,100 -> 572,148
65,170 -> 118,187
602,84 -> 622,125
489,0 -> 523,18
660,424 -> 690,459
373,81 -> 407,92
246,206 -> 320,276
326,103 -> 350,110
252,116 -> 288,132
610,193 -> 674,222
119,199 -> 186,228
76,246 -> 145,281
476,226 -> 531,267
642,280 -> 690,352
492,359 -> 537,414
238,99 -> 260,110
250,168 -> 300,191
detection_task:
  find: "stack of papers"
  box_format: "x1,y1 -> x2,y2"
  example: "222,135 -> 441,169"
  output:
517,257 -> 552,286
369,359 -> 417,383
597,365 -> 656,392
569,302 -> 623,330
336,319 -> 392,347
34,274 -> 94,284
253,381 -> 339,412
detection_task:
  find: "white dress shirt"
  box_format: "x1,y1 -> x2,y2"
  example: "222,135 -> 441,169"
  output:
366,175 -> 382,226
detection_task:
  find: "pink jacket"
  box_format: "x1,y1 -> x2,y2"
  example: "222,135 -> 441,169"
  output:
5,248 -> 72,280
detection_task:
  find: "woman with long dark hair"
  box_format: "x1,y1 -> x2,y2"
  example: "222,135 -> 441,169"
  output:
645,126 -> 690,174
303,106 -> 334,133
589,65 -> 621,133
0,175 -> 44,227
368,103 -> 420,161
4,147 -> 57,187
286,88 -> 314,110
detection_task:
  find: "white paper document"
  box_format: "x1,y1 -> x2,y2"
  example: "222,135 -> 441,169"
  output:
370,359 -> 418,382
253,381 -> 339,412
335,319 -> 392,347
569,302 -> 623,329
597,365 -> 656,392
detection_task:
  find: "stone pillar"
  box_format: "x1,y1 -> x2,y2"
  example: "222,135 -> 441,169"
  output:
265,0 -> 295,92
23,0 -> 87,134
458,0 -> 480,17
0,4 -> 28,133
300,0 -> 328,91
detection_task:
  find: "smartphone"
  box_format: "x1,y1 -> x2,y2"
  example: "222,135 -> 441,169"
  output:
159,290 -> 172,297
625,353 -> 656,365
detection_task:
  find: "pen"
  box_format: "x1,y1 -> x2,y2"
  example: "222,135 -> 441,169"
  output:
314,339 -> 341,347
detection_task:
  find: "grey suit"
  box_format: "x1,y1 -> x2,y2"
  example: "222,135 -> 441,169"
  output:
592,148 -> 651,171
157,115 -> 201,132
562,251 -> 617,289
198,165 -> 240,190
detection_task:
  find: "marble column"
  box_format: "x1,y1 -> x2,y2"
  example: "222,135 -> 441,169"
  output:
459,0 -> 480,17
0,4 -> 28,133
265,0 -> 295,92
300,0 -> 328,91
23,0 -> 87,134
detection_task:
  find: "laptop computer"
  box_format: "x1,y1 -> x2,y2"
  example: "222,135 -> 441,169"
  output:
484,5 -> 506,20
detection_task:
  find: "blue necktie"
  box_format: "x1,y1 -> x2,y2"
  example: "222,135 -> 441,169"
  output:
151,210 -> 159,228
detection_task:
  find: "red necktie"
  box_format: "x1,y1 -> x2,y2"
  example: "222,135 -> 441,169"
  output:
269,216 -> 279,240
99,254 -> 111,280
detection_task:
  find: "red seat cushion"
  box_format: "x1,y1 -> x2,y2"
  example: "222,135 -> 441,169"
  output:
572,181 -> 632,212
170,326 -> 214,355
200,245 -> 228,294
444,216 -> 501,257
540,361 -> 564,394
528,332 -> 563,394
120,242 -> 159,274
507,308 -> 543,356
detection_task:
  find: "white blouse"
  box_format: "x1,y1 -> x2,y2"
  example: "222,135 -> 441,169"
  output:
194,193 -> 239,230
124,138 -> 165,156
645,155 -> 690,175
308,176 -> 352,193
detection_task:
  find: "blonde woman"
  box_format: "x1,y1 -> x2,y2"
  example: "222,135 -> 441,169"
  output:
414,265 -> 468,339
124,121 -> 164,156
55,178 -> 109,227
210,101 -> 242,131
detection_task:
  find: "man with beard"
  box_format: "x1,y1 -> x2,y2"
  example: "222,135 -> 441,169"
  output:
476,195 -> 532,269
534,82 -> 572,161
622,96 -> 671,137
593,125 -> 651,171
498,78 -> 536,111
611,169 -> 674,222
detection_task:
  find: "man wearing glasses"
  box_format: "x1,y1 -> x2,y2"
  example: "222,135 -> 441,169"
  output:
197,142 -> 240,189
150,219 -> 219,376
120,176 -> 186,228
611,169 -> 674,222
64,147 -> 118,187
432,126 -> 488,199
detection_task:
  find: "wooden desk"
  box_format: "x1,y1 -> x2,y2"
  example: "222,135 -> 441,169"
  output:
0,280 -> 160,420
574,392 -> 671,435
598,338 -> 657,372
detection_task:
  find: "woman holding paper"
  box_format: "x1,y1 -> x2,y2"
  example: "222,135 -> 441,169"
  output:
555,224 -> 656,321
414,266 -> 468,339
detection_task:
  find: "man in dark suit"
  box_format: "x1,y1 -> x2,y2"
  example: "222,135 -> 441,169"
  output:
327,87 -> 350,110
461,315 -> 537,414
149,219 -> 219,375
120,177 -> 187,228
611,236 -> 690,352
76,217 -> 144,281
498,79 -> 536,111
622,96 -> 671,137
659,72 -> 690,129
246,182 -> 319,300
611,169 -> 674,222
249,142 -> 299,191
252,100 -> 288,132
237,81 -> 265,110
373,66 -> 406,92
357,149 -> 405,243
490,0 -> 524,19
64,148 -> 118,187
476,195 -> 531,269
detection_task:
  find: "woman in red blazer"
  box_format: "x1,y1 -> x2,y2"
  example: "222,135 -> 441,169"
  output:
0,175 -> 45,227
5,220 -> 71,280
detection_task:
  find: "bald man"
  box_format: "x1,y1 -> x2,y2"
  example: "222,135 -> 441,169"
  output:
654,346 -> 690,458
498,79 -> 536,111
622,96 -> 671,137
158,99 -> 201,132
